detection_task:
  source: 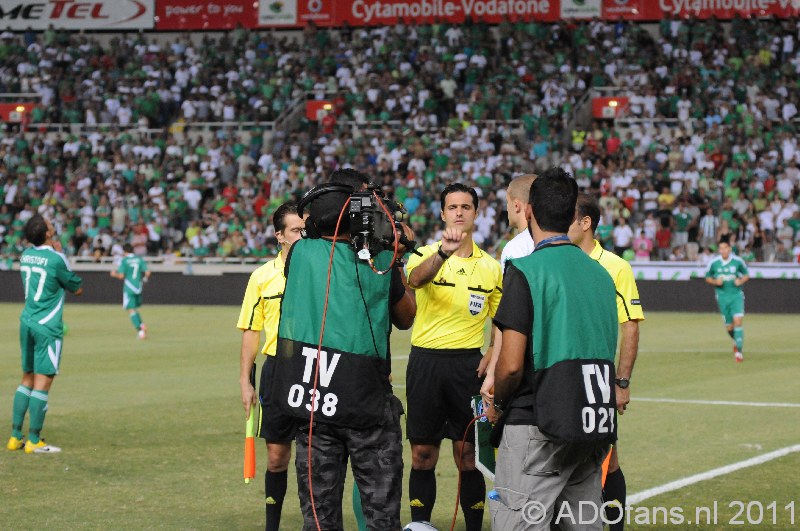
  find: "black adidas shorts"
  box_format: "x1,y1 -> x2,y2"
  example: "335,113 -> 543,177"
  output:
258,355 -> 297,443
405,347 -> 483,443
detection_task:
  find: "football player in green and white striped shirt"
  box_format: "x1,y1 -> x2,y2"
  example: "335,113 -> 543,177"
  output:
111,244 -> 151,339
8,214 -> 83,454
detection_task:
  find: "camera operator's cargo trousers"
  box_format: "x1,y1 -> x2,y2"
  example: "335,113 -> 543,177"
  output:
295,394 -> 404,531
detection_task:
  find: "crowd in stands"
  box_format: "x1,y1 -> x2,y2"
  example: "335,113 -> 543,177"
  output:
1,16 -> 800,265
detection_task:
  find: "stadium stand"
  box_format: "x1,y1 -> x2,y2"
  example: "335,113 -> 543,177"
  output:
0,19 -> 799,266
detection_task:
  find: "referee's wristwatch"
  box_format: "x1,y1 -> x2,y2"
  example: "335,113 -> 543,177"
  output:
615,377 -> 630,389
437,246 -> 450,261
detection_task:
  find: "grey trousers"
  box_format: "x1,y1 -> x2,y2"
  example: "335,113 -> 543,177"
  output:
295,395 -> 404,531
489,424 -> 609,531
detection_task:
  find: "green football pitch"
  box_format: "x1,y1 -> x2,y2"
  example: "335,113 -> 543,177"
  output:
1,304 -> 798,530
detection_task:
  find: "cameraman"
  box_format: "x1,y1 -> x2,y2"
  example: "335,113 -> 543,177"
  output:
273,169 -> 415,531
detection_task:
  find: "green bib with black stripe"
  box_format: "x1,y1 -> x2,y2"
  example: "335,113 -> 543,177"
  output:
515,244 -> 619,444
274,238 -> 393,429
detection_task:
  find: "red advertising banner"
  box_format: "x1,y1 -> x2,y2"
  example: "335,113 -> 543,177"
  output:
262,0 -> 560,27
306,100 -> 333,120
0,0 -> 154,30
0,102 -> 36,122
592,96 -> 629,119
603,0 -> 800,20
340,0 -> 560,25
296,0 -> 336,26
155,0 -> 256,30
150,0 -> 800,29
602,0 -> 645,19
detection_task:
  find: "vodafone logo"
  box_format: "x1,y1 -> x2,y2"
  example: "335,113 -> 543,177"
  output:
0,0 -> 154,29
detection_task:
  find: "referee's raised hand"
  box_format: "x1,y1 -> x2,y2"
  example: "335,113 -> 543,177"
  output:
440,227 -> 466,256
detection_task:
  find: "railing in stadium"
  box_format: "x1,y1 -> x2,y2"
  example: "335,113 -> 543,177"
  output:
27,121 -> 277,136
40,255 -> 800,279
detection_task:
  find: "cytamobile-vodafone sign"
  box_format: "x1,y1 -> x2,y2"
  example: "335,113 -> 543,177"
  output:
0,0 -> 154,30
348,0 -> 556,24
608,0 -> 800,19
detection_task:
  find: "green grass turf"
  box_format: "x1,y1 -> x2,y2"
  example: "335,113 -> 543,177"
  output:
1,305 -> 798,529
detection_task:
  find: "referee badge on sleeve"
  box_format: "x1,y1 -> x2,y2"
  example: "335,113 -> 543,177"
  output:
469,293 -> 485,316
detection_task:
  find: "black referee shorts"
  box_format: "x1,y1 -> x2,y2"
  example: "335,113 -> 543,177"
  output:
258,355 -> 297,444
405,346 -> 483,444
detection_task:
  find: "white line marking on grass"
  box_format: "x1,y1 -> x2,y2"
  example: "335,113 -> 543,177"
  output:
394,348 -> 797,359
638,348 -> 796,354
635,397 -> 800,408
628,444 -> 800,505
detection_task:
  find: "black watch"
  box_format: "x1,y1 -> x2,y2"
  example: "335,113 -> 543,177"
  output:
437,247 -> 450,261
615,377 -> 630,389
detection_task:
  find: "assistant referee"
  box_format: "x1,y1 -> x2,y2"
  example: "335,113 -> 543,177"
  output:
237,202 -> 304,531
406,182 -> 503,531
569,192 -> 645,531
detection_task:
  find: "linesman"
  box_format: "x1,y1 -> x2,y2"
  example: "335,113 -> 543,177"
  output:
237,202 -> 304,531
569,192 -> 645,530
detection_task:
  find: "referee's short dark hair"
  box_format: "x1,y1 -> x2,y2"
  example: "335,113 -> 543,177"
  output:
576,192 -> 601,233
24,214 -> 48,246
529,167 -> 578,234
440,182 -> 479,211
273,201 -> 298,233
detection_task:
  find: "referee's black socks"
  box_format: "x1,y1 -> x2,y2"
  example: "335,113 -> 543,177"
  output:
409,468 -> 436,522
603,467 -> 627,531
265,470 -> 287,531
459,469 -> 486,531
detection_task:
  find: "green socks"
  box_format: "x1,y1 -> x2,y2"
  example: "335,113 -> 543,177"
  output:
131,312 -> 143,331
28,390 -> 49,444
733,327 -> 743,352
12,385 -> 32,439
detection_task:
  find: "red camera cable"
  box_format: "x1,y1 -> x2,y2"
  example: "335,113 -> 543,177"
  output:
307,198 -> 351,531
450,414 -> 487,531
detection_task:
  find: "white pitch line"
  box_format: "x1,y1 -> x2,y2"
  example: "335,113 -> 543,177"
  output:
391,349 -> 798,357
628,444 -> 800,505
635,397 -> 800,408
637,348 -> 797,354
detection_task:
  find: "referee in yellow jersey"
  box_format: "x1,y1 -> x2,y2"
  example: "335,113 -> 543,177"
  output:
237,202 -> 304,531
406,183 -> 503,531
569,193 -> 645,531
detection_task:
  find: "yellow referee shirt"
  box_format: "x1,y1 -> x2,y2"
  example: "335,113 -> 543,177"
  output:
236,253 -> 285,356
407,241 -> 503,349
590,240 -> 645,323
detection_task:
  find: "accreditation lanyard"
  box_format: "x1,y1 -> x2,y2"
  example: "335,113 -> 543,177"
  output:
534,234 -> 571,251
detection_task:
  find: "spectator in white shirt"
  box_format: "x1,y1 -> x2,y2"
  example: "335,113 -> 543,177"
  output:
612,217 -> 634,256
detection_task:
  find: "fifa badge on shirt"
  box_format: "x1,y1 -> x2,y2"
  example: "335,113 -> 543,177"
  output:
469,293 -> 485,316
